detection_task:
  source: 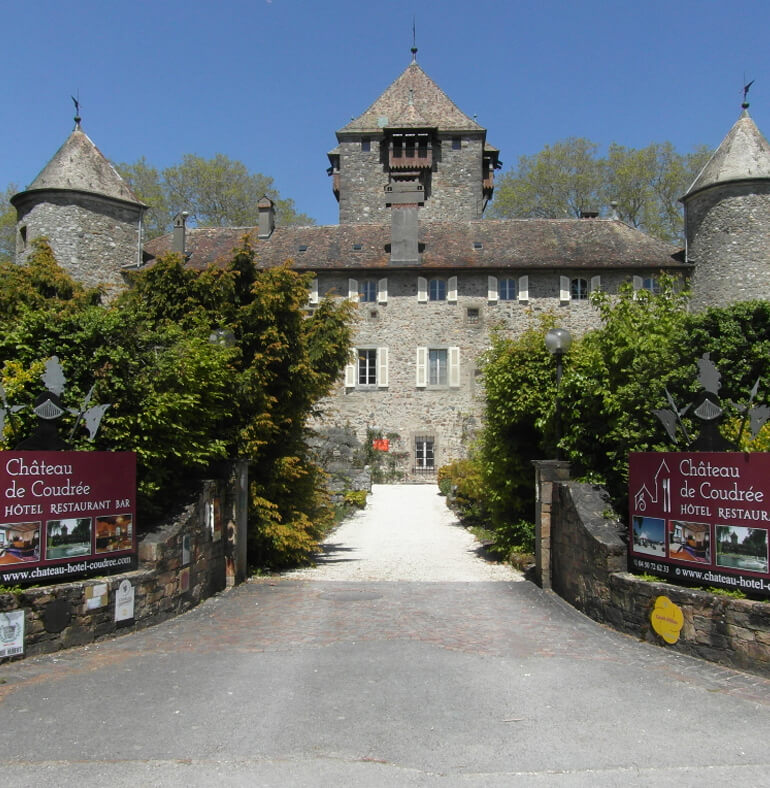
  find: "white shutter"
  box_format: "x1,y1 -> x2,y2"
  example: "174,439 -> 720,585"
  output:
560,276 -> 570,304
518,275 -> 529,302
449,347 -> 461,388
417,276 -> 428,303
633,275 -> 643,291
447,276 -> 458,302
416,347 -> 427,387
487,276 -> 498,303
344,357 -> 356,388
308,276 -> 319,305
590,275 -> 601,293
378,277 -> 388,304
377,347 -> 389,388
348,278 -> 359,302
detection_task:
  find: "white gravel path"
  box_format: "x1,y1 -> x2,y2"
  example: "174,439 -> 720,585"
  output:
286,483 -> 524,582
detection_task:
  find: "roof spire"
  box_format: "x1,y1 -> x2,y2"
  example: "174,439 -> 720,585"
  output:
71,94 -> 82,130
742,79 -> 754,111
411,17 -> 417,62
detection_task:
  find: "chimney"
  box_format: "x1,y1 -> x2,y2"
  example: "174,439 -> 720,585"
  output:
172,211 -> 189,256
386,181 -> 424,264
258,196 -> 275,239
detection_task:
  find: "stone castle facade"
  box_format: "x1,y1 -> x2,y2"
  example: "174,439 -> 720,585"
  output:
11,57 -> 770,479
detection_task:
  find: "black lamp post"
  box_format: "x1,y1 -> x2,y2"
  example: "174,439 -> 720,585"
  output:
545,328 -> 572,459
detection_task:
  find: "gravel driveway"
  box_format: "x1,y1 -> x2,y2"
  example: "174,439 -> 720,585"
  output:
287,483 -> 523,582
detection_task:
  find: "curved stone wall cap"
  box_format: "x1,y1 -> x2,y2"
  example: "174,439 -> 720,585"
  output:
16,128 -> 144,206
338,62 -> 485,135
682,110 -> 770,200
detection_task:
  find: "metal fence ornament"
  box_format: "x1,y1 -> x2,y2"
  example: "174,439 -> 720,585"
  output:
8,356 -> 110,451
654,353 -> 769,451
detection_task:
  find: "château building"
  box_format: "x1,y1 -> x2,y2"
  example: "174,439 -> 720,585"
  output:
11,54 -> 770,479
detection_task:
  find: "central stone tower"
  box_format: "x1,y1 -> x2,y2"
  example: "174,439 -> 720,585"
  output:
328,52 -> 499,225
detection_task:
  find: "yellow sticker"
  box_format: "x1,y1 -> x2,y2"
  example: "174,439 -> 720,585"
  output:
650,595 -> 684,644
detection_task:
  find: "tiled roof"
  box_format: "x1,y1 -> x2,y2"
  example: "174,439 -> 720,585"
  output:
338,62 -> 484,135
144,219 -> 683,272
683,110 -> 770,199
16,128 -> 143,206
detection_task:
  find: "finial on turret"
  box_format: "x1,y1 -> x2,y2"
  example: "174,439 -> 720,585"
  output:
411,17 -> 417,62
71,94 -> 82,129
742,79 -> 754,110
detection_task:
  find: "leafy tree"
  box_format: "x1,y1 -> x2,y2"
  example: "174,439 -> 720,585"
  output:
0,183 -> 18,263
116,154 -> 315,239
0,240 -> 354,569
488,138 -> 712,243
488,138 -> 602,220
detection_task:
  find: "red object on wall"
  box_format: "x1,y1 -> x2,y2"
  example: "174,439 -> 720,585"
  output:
372,438 -> 390,452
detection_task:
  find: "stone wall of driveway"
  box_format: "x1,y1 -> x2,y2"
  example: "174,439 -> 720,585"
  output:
544,476 -> 770,677
0,465 -> 248,662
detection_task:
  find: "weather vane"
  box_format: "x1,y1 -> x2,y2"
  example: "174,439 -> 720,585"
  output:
411,16 -> 417,62
71,93 -> 81,129
653,353 -> 769,451
743,78 -> 754,110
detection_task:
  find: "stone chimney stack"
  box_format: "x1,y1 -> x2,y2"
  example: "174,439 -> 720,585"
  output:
386,181 -> 424,264
257,196 -> 276,239
172,211 -> 188,256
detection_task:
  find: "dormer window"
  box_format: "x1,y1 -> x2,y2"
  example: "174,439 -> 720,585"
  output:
298,245 -> 308,253
473,242 -> 483,250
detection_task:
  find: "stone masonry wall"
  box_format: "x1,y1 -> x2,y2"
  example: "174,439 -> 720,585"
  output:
337,134 -> 485,224
545,479 -> 770,676
0,473 -> 244,662
313,269 -> 641,479
686,181 -> 770,311
15,192 -> 142,299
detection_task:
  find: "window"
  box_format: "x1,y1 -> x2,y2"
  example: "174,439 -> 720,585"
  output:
415,436 -> 435,471
429,278 -> 446,301
571,278 -> 588,300
466,307 -> 480,325
360,279 -> 377,302
345,347 -> 389,389
452,137 -> 461,150
642,276 -> 660,294
499,278 -> 517,300
361,138 -> 370,152
358,349 -> 377,385
429,349 -> 448,385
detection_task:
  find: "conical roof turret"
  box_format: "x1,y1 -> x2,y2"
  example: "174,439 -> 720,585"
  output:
683,110 -> 770,199
19,126 -> 143,206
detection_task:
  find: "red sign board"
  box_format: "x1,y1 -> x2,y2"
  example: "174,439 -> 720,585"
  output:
0,451 -> 137,586
629,452 -> 770,597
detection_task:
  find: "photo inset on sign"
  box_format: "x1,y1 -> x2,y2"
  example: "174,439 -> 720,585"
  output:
632,516 -> 666,556
716,525 -> 769,574
46,518 -> 92,560
0,522 -> 41,564
668,520 -> 710,563
95,514 -> 133,553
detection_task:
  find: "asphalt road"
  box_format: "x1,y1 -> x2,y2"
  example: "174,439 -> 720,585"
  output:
1,485 -> 770,787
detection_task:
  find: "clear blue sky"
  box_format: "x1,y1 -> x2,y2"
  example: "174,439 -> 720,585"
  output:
3,0 -> 768,227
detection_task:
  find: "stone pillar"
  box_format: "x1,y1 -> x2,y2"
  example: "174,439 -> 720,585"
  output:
226,460 -> 249,587
532,460 -> 571,589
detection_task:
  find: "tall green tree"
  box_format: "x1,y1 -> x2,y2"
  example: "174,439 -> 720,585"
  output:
116,154 -> 315,239
488,138 -> 712,243
488,138 -> 602,220
0,183 -> 18,263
